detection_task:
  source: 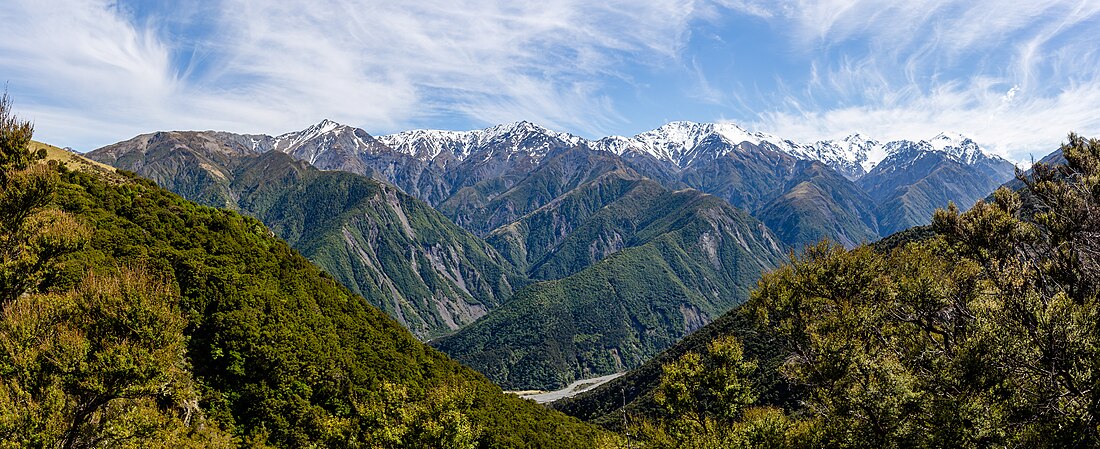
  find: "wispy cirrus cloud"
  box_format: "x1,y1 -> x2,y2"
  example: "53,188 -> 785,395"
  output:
1,0 -> 1098,161
727,0 -> 1100,162
0,0 -> 722,150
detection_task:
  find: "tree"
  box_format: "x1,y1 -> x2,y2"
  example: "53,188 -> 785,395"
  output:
0,91 -> 86,307
0,94 -> 230,448
932,133 -> 1100,446
640,335 -> 758,447
0,267 -> 234,448
737,133 -> 1100,448
357,380 -> 479,449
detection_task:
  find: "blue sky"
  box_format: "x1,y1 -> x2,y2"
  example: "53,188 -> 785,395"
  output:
3,0 -> 1099,162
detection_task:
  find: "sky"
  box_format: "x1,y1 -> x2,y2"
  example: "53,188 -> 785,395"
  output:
2,1 -> 1099,163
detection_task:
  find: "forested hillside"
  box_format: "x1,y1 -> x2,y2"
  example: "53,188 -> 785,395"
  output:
89,134 -> 525,339
0,100 -> 605,448
435,186 -> 786,390
568,134 -> 1099,448
89,131 -> 790,390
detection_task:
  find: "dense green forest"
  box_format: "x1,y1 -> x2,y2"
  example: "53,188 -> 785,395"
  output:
0,96 -> 606,448
435,186 -> 785,390
757,160 -> 880,248
567,134 -> 1100,448
90,131 -> 789,391
88,135 -> 525,340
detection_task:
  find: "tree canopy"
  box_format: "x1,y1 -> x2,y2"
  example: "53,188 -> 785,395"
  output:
607,133 -> 1100,448
0,94 -> 605,448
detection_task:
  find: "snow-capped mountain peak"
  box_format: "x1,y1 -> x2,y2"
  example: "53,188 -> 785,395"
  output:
480,120 -> 583,147
265,119 -> 1004,181
927,132 -> 984,165
609,121 -> 877,178
599,122 -> 1001,180
787,134 -> 882,178
314,118 -> 341,134
629,121 -> 717,163
379,121 -> 584,163
273,119 -> 348,150
616,121 -> 790,167
269,119 -> 384,165
878,132 -> 990,167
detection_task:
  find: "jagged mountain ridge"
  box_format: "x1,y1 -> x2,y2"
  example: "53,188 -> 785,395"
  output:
858,138 -> 1017,235
89,119 -> 1016,250
374,120 -> 1014,246
139,117 -> 1007,188
380,120 -> 584,163
433,175 -> 787,390
87,120 -> 1017,391
376,120 -> 1008,181
89,132 -> 526,340
288,120 -> 1014,229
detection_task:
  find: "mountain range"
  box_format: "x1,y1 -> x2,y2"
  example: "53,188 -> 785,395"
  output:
434,170 -> 785,389
273,119 -> 1014,246
85,119 -> 1016,389
15,141 -> 605,447
90,131 -> 526,339
93,118 -> 1013,247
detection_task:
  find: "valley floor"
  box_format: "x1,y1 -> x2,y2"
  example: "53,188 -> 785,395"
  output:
511,372 -> 624,404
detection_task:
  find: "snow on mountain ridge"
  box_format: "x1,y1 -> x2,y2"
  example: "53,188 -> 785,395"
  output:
602,121 -> 797,167
268,119 -> 383,165
379,121 -> 583,162
595,122 -> 1002,178
926,132 -> 984,165
263,119 -> 1002,177
795,134 -> 882,176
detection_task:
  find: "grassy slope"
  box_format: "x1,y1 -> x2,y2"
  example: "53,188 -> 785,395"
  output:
486,171 -> 662,278
758,161 -> 880,249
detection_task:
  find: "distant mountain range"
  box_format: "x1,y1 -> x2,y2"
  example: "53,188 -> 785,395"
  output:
94,118 -> 1013,246
252,119 -> 1014,246
86,119 -> 1017,389
90,131 -> 525,340
434,169 -> 785,389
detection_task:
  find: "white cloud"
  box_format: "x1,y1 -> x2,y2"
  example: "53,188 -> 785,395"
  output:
0,0 -> 721,150
753,81 -> 1100,165
2,0 -> 1098,161
729,0 -> 1100,162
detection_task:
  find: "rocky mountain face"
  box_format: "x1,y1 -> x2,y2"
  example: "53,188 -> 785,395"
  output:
88,135 -> 524,340
433,178 -> 786,389
857,134 -> 1017,235
88,119 -> 1016,390
591,123 -> 1014,245
95,119 -> 1013,249
439,145 -> 638,236
90,130 -> 265,208
376,120 -> 1013,247
758,160 -> 880,248
267,120 -> 585,209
